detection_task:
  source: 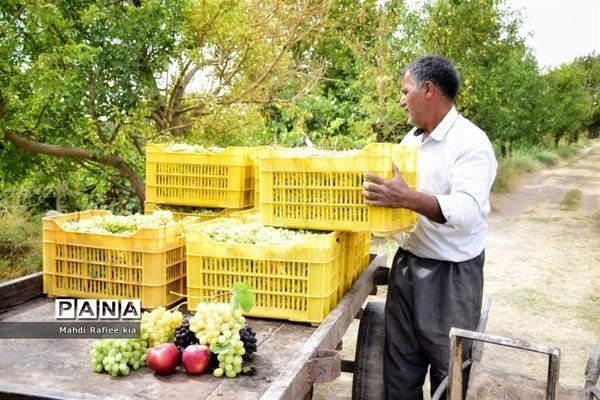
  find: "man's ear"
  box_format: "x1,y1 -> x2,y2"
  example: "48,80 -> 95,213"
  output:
422,81 -> 435,99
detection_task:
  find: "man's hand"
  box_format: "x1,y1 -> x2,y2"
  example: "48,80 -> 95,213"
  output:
362,163 -> 447,224
362,163 -> 411,208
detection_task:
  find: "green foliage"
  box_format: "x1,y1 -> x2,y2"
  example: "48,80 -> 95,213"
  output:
414,0 -> 547,151
0,0 -> 598,218
543,63 -> 592,145
267,0 -> 412,146
0,0 -> 186,204
1,0 -> 330,209
574,54 -> 600,139
0,193 -> 43,282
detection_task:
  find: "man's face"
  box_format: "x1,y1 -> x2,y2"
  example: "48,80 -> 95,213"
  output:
400,72 -> 425,128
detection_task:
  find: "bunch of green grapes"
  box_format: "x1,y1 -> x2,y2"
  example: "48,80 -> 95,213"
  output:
201,223 -> 313,245
188,302 -> 246,378
62,211 -> 177,235
164,143 -> 223,153
90,338 -> 148,377
140,306 -> 184,348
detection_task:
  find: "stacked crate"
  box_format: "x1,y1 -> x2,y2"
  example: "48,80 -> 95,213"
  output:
185,218 -> 343,325
144,143 -> 255,217
256,142 -> 418,299
42,210 -> 199,309
184,143 -> 417,325
140,144 -> 255,308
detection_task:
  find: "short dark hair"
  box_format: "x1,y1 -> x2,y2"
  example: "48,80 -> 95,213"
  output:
405,55 -> 460,102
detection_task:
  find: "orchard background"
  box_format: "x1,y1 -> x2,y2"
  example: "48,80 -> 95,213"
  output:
0,0 -> 598,279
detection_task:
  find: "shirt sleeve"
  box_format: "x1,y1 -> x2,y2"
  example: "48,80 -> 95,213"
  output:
434,140 -> 497,229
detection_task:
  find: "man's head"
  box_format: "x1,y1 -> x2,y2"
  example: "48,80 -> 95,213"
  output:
404,55 -> 460,102
400,55 -> 460,132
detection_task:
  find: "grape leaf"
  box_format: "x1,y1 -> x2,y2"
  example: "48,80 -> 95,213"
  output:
213,340 -> 232,354
231,282 -> 254,312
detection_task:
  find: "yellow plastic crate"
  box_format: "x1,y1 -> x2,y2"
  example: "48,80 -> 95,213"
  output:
42,210 -> 198,309
258,143 -> 418,236
144,202 -> 230,222
145,144 -> 255,208
251,150 -> 260,207
339,232 -> 372,298
185,218 -> 342,325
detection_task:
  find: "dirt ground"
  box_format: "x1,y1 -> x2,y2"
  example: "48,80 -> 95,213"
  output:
313,139 -> 600,399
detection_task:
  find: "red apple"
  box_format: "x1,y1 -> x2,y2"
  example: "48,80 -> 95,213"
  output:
146,342 -> 180,375
181,344 -> 212,375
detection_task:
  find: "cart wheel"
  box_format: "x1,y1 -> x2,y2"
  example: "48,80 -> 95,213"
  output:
352,301 -> 385,400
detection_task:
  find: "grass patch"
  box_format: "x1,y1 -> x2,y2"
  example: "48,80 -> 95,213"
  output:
0,197 -> 43,282
493,142 -> 584,194
556,144 -> 580,159
493,160 -> 521,192
510,151 -> 541,172
532,149 -> 560,166
560,189 -> 582,210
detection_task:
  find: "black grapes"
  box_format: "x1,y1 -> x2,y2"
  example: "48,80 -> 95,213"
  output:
240,324 -> 257,362
173,316 -> 198,353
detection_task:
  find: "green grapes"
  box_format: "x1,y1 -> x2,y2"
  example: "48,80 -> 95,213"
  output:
62,211 -> 177,235
201,223 -> 325,245
140,307 -> 184,348
90,338 -> 148,377
188,302 -> 247,378
91,307 -> 183,376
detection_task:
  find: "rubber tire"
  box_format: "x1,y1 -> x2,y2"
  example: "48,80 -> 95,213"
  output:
352,301 -> 386,400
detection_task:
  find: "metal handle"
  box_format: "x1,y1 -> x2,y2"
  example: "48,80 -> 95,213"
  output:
447,327 -> 561,400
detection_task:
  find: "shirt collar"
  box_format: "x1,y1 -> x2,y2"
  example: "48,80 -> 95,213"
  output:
428,106 -> 459,142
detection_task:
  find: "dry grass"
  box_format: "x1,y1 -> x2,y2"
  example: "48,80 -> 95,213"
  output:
560,189 -> 583,210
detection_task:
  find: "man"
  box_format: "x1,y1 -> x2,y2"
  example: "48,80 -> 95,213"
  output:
362,55 -> 497,399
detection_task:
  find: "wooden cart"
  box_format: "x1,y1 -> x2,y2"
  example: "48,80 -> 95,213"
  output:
0,254 -> 389,400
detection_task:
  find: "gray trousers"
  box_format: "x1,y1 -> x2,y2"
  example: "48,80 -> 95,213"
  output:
384,248 -> 485,400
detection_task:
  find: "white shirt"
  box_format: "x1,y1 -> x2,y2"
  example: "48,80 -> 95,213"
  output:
396,107 -> 498,262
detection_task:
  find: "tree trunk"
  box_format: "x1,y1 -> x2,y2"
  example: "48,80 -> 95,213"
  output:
553,131 -> 562,147
4,131 -> 146,203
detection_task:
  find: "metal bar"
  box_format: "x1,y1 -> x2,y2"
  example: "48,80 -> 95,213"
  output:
585,342 -> 600,400
546,353 -> 560,399
450,328 -> 561,357
448,327 -> 561,400
447,334 -> 463,400
431,360 -> 473,400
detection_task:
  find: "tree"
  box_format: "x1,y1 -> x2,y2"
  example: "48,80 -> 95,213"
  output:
574,53 -> 600,139
543,63 -> 592,146
413,0 -> 548,153
266,0 -> 418,147
0,0 -> 329,209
